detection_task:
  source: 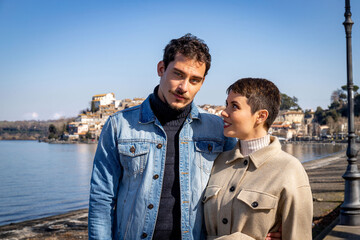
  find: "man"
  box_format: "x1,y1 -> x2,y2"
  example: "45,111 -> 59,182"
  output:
88,34 -> 281,240
88,33 -> 235,239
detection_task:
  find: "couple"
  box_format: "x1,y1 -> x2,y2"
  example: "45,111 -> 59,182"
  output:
88,34 -> 313,240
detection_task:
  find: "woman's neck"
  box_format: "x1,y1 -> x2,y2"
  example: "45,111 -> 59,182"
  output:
240,134 -> 270,156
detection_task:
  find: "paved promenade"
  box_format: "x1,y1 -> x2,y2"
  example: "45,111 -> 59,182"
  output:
0,150 -> 358,239
303,150 -> 360,240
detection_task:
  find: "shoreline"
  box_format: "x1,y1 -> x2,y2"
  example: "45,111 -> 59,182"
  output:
0,150 -> 349,239
0,209 -> 88,240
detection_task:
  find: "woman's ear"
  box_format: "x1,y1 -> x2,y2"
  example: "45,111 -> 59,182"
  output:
256,110 -> 269,125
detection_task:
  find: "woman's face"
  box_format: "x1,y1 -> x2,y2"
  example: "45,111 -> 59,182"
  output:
221,91 -> 259,140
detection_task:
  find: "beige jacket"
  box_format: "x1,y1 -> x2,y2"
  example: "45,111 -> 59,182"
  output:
203,137 -> 313,240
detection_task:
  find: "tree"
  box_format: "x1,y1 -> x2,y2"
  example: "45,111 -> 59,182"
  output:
341,84 -> 359,93
280,93 -> 301,110
330,89 -> 346,105
314,107 -> 326,125
80,108 -> 90,114
48,124 -> 57,139
91,101 -> 98,113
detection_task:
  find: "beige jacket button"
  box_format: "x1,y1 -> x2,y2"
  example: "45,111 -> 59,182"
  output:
252,201 -> 259,208
244,159 -> 248,165
222,218 -> 228,224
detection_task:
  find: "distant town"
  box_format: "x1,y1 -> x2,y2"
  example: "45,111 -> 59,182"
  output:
61,92 -> 357,143
1,88 -> 359,142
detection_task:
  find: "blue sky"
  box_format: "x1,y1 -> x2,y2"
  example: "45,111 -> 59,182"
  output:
0,0 -> 359,121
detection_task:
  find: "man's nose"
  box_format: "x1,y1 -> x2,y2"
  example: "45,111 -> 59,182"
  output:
178,80 -> 189,93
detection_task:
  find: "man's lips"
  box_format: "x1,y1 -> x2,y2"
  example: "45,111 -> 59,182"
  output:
173,92 -> 187,100
223,121 -> 231,128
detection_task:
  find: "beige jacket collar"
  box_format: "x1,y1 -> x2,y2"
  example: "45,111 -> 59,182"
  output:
225,136 -> 282,169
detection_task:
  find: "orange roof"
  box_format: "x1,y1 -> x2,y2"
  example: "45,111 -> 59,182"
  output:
93,94 -> 107,97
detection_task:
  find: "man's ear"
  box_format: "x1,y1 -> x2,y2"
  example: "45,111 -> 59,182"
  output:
157,61 -> 165,77
256,110 -> 269,125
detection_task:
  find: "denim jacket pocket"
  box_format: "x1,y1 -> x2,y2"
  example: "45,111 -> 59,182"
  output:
194,140 -> 223,174
237,189 -> 278,210
118,142 -> 150,175
202,185 -> 221,203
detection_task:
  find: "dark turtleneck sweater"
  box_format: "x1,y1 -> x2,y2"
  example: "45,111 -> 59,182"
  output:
150,86 -> 191,240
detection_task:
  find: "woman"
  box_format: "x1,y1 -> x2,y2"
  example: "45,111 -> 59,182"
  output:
203,78 -> 313,240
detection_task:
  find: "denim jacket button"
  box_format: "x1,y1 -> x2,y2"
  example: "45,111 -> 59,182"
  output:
153,174 -> 159,180
141,233 -> 148,238
130,146 -> 136,153
148,204 -> 154,209
208,144 -> 213,152
157,143 -> 162,149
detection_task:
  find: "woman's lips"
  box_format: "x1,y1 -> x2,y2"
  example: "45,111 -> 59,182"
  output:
224,121 -> 231,128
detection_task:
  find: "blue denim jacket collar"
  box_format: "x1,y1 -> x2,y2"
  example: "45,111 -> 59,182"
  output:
139,94 -> 201,124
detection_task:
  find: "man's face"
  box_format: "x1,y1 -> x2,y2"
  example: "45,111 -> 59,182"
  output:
157,53 -> 206,110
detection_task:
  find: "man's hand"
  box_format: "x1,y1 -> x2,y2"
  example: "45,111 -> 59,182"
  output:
265,225 -> 282,240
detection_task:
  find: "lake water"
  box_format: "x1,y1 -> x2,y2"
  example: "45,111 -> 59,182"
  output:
0,140 -> 346,226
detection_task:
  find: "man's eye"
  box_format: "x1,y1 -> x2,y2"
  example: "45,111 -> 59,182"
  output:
190,79 -> 201,84
232,104 -> 239,109
174,72 -> 182,77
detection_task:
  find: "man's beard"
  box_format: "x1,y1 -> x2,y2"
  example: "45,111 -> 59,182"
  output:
162,90 -> 190,111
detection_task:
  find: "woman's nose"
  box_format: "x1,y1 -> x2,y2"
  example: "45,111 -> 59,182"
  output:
221,109 -> 228,118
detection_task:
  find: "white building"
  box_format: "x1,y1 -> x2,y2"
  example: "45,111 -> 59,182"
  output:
92,93 -> 116,110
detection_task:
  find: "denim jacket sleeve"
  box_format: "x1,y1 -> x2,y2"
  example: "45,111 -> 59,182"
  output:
88,116 -> 122,239
223,136 -> 237,152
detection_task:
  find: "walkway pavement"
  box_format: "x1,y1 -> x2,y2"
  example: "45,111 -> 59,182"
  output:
303,149 -> 360,240
324,222 -> 360,240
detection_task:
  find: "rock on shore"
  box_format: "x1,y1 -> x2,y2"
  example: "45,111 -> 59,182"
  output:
0,209 -> 88,240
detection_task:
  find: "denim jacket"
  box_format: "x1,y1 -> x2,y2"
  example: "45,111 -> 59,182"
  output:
88,94 -> 236,240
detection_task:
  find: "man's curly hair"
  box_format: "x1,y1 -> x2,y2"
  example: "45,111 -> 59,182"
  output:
163,33 -> 211,76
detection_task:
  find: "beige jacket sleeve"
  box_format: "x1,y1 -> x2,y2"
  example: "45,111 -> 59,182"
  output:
280,183 -> 313,239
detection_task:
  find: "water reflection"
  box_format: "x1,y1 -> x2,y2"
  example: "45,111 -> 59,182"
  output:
281,143 -> 346,162
0,141 -> 96,226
